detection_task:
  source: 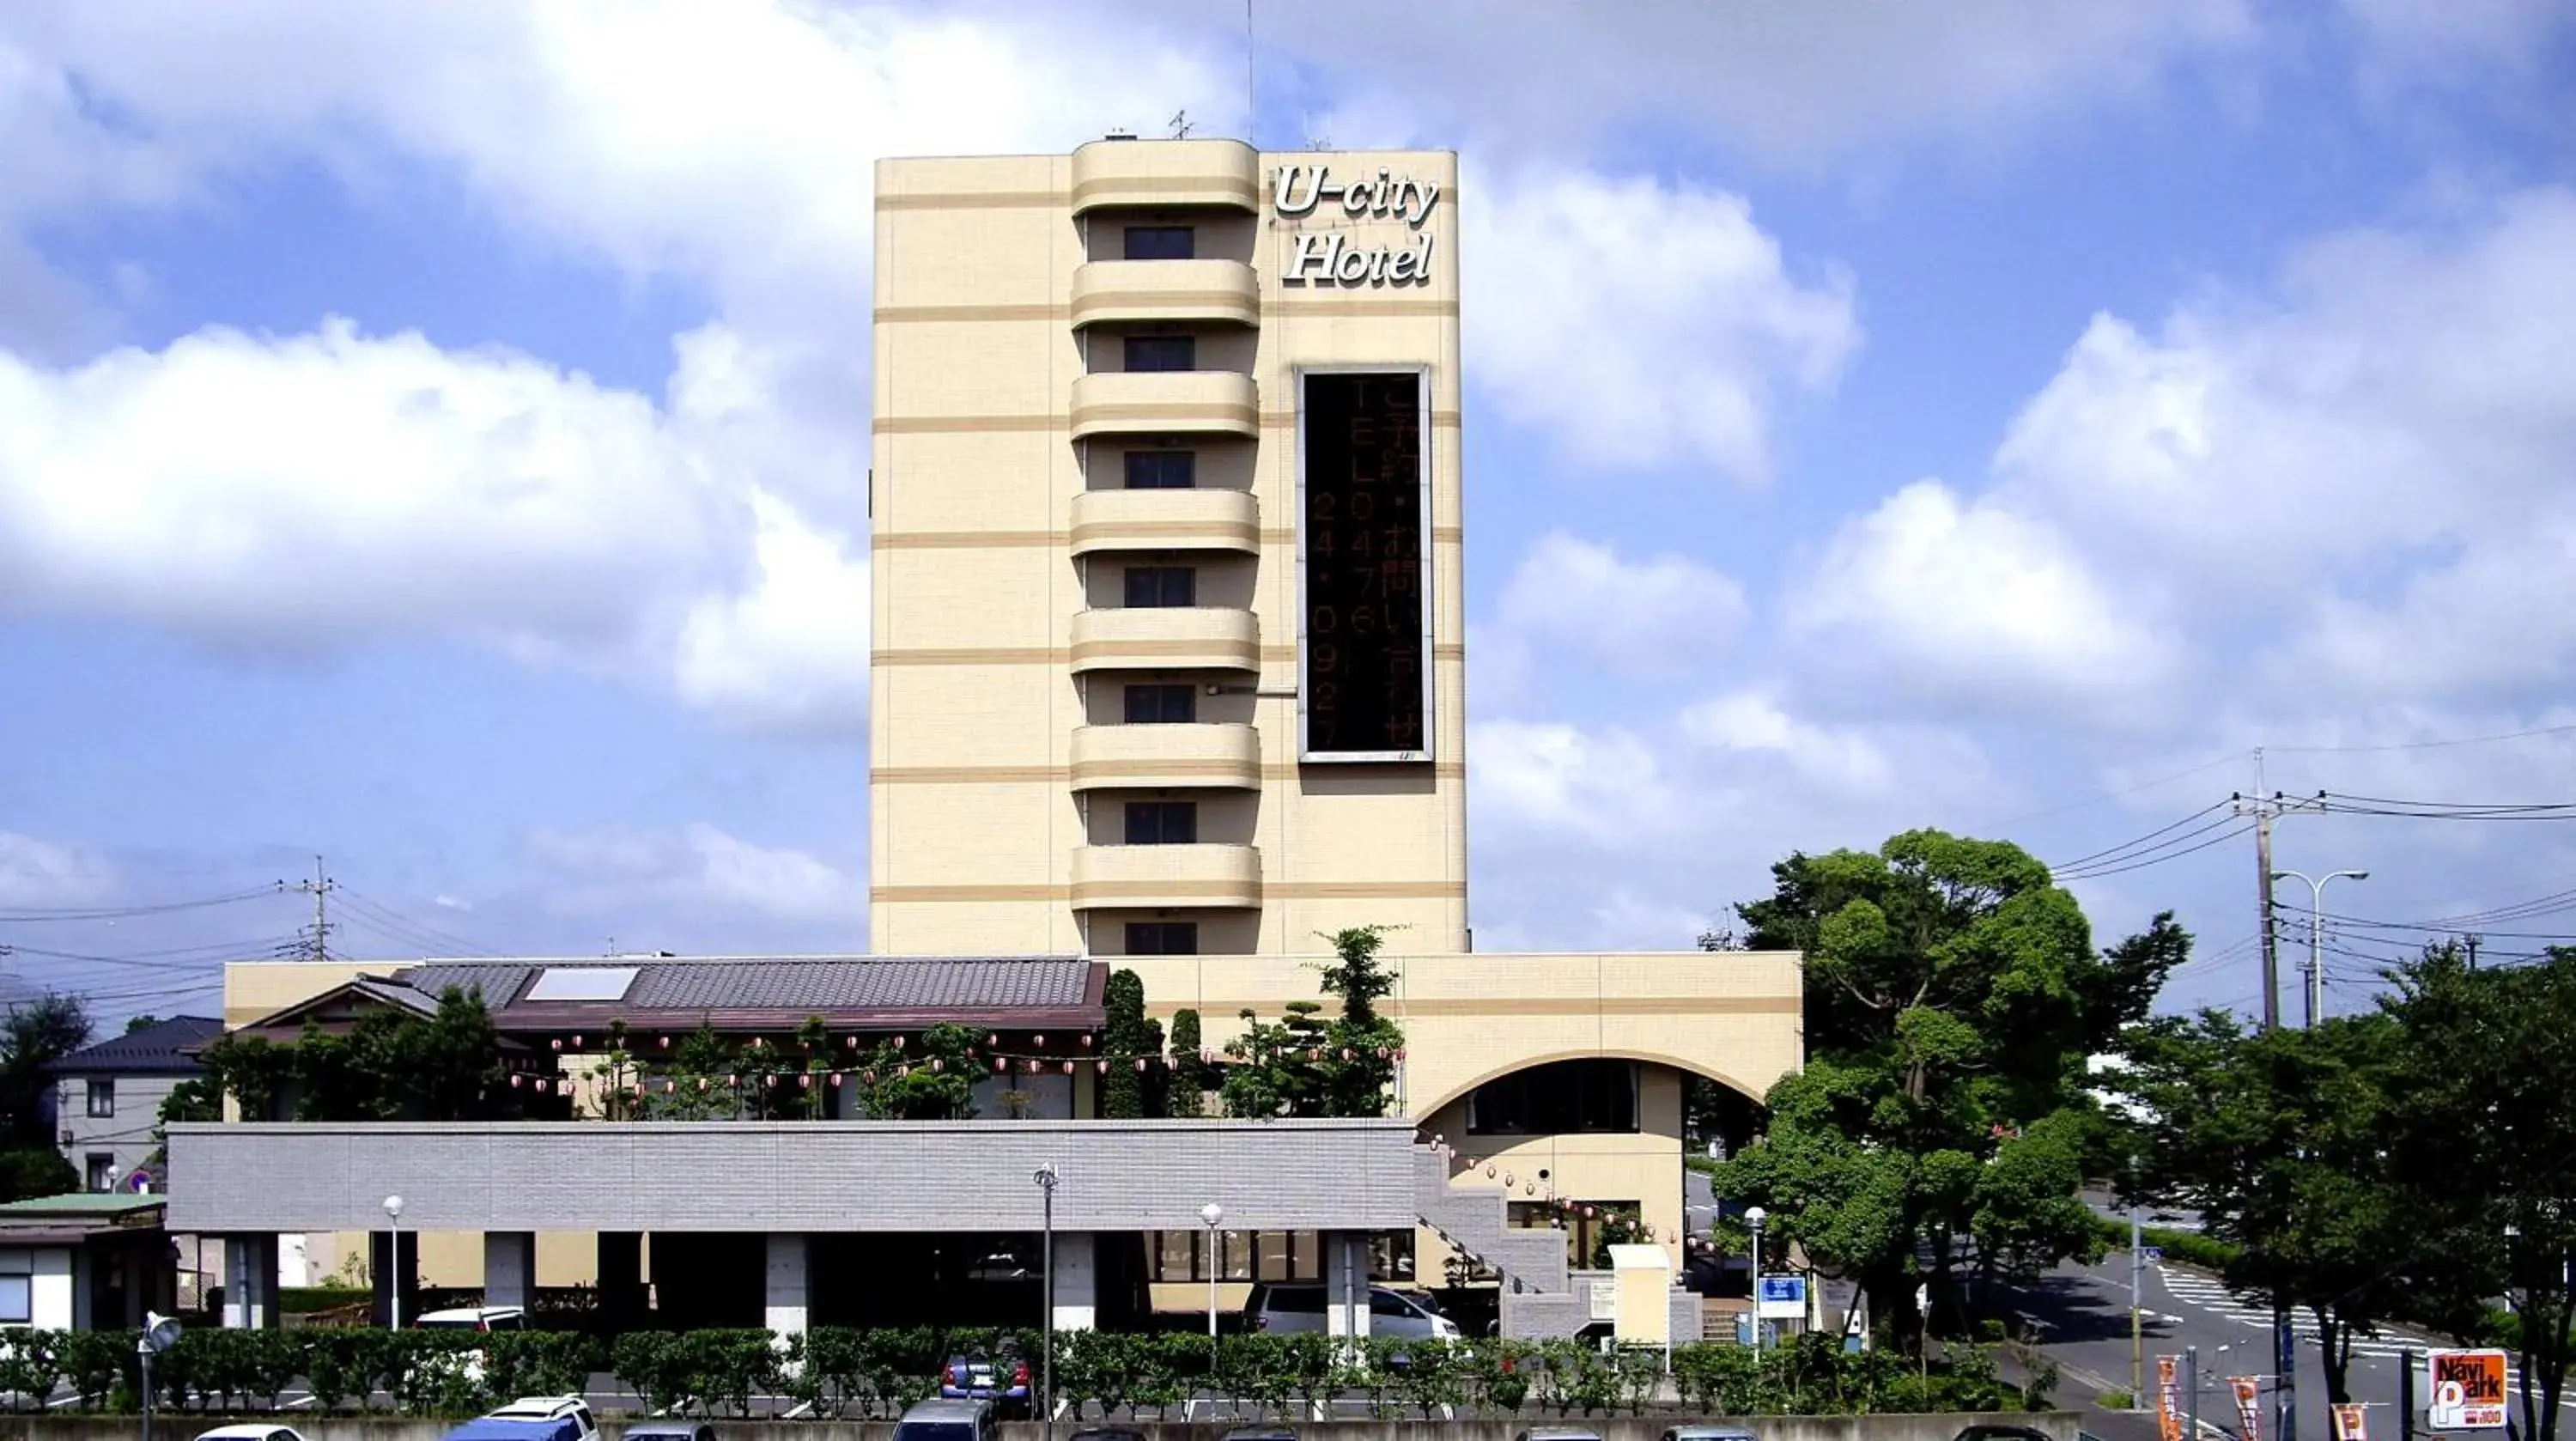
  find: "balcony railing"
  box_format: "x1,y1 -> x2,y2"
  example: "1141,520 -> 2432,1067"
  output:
1068,605 -> 1260,673
1070,842 -> 1263,910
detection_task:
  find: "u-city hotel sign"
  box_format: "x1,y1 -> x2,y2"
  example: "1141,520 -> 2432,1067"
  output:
1273,164 -> 1440,288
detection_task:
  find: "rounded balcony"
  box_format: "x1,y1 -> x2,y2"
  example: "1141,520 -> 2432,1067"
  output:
1069,487 -> 1261,556
1069,371 -> 1260,441
1070,842 -> 1263,910
1071,137 -> 1261,216
1071,259 -> 1261,330
1069,723 -> 1263,792
1068,606 -> 1260,674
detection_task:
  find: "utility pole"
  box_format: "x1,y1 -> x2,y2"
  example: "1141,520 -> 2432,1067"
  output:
2131,1192 -> 2145,1403
279,854 -> 335,962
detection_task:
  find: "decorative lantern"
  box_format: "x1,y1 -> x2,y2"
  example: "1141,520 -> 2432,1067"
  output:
1061,1061 -> 1075,1075
1096,1060 -> 1109,1074
550,1038 -> 563,1052
1503,1171 -> 1515,1187
1485,1164 -> 1498,1178
798,1073 -> 811,1089
726,1073 -> 738,1086
893,1036 -> 907,1050
846,1037 -> 860,1049
993,1056 -> 1006,1073
1583,1206 -> 1595,1219
658,1036 -> 671,1049
1200,1049 -> 1215,1065
987,1032 -> 1001,1045
1133,1057 -> 1146,1073
570,1034 -> 583,1049
697,1078 -> 709,1092
1394,1048 -> 1406,1061
1376,1047 -> 1390,1061
764,1074 -> 778,1089
663,1080 -> 675,1094
931,1059 -> 944,1073
1033,1034 -> 1045,1047
535,1078 -> 551,1093
1080,1034 -> 1094,1049
862,1070 -> 877,1085
830,1073 -> 843,1087
510,1073 -> 524,1088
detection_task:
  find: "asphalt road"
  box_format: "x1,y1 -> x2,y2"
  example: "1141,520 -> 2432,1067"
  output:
2017,1251 -> 2567,1441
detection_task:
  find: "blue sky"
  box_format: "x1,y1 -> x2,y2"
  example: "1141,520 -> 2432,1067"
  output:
3,0 -> 2573,1025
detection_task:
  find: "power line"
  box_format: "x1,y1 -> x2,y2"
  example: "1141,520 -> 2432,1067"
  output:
2056,819 -> 2253,881
0,887 -> 278,922
2047,800 -> 2235,873
2268,720 -> 2576,754
334,888 -> 497,958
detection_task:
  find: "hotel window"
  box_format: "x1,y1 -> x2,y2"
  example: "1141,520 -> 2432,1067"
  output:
1149,1230 -> 1315,1283
1466,1057 -> 1638,1135
1124,335 -> 1196,373
1124,684 -> 1196,724
1124,801 -> 1198,845
1123,225 -> 1195,260
86,1153 -> 115,1193
86,1078 -> 114,1118
1126,921 -> 1200,955
1124,451 -> 1197,489
1124,566 -> 1196,608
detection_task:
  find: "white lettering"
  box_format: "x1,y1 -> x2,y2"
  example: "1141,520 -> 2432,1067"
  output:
1284,231 -> 1338,285
1273,165 -> 1323,216
1385,246 -> 1414,284
1340,183 -> 1372,216
1333,245 -> 1373,283
1405,180 -> 1440,228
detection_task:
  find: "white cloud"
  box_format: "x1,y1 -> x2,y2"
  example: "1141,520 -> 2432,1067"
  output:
1465,169 -> 1858,480
527,822 -> 862,927
1788,479 -> 2186,718
1485,532 -> 1747,691
0,831 -> 104,908
683,824 -> 859,925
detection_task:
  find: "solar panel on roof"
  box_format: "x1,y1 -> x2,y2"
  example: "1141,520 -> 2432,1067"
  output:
524,967 -> 640,1002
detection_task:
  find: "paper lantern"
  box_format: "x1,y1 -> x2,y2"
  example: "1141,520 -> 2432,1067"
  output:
536,1078 -> 551,1093
1485,1164 -> 1498,1178
987,1032 -> 1001,1045
1394,1048 -> 1406,1061
550,1038 -> 563,1052
1061,1061 -> 1075,1075
993,1056 -> 1006,1073
764,1074 -> 778,1089
1583,1206 -> 1595,1219
1340,1048 -> 1355,1061
697,1078 -> 710,1092
799,1073 -> 812,1089
658,1036 -> 671,1049
1200,1049 -> 1215,1065
862,1070 -> 876,1084
893,1036 -> 907,1050
1081,1034 -> 1094,1049
1096,1060 -> 1109,1074
663,1080 -> 675,1095
570,1034 -> 583,1049
726,1073 -> 738,1086
1133,1057 -> 1147,1073
630,1084 -> 643,1098
1033,1034 -> 1045,1046
931,1059 -> 944,1073
846,1037 -> 860,1049
510,1073 -> 524,1088
1376,1047 -> 1390,1060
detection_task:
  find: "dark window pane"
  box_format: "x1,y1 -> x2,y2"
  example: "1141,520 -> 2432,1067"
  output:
1466,1058 -> 1638,1135
1124,451 -> 1197,489
1124,802 -> 1197,845
1124,566 -> 1196,607
1124,336 -> 1196,373
1123,226 -> 1195,260
1125,922 -> 1200,955
1301,373 -> 1425,756
1124,684 -> 1196,724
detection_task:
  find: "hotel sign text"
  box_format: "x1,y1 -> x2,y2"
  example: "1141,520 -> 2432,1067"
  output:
1274,164 -> 1438,288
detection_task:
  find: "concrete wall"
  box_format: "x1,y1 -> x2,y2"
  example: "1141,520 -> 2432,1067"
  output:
0,1415 -> 2081,1441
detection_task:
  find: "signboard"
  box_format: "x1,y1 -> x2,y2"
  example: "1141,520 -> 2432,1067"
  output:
2332,1405 -> 2370,1441
1756,1274 -> 1807,1319
2429,1350 -> 2509,1430
2141,1245 -> 2165,1262
2233,1377 -> 2263,1441
1297,370 -> 1431,762
124,1168 -> 155,1194
2156,1355 -> 2183,1441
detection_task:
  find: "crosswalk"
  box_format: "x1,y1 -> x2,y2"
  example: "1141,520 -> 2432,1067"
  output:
2154,1265 -> 2441,1361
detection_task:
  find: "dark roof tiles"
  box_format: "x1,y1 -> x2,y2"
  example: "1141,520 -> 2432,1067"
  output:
392,957 -> 1097,1016
46,1015 -> 224,1075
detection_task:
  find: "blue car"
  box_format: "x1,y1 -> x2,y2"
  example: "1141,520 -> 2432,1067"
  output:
436,1421 -> 585,1441
937,1347 -> 1030,1414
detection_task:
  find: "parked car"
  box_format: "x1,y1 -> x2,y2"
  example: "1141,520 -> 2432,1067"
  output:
1244,1282 -> 1460,1339
196,1427 -> 310,1441
435,1396 -> 600,1441
1222,1429 -> 1297,1441
416,1305 -> 530,1333
895,1398 -> 997,1441
937,1342 -> 1031,1414
1516,1428 -> 1605,1441
1067,1428 -> 1146,1441
1665,1426 -> 1761,1441
617,1425 -> 719,1441
1952,1428 -> 2053,1441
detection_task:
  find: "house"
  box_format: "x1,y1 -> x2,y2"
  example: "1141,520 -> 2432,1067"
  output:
47,1016 -> 222,1194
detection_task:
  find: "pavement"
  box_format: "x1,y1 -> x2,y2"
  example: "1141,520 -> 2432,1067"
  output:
2015,1249 -> 2567,1441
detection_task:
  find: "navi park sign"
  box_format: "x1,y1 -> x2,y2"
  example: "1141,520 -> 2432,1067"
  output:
1274,163 -> 1440,287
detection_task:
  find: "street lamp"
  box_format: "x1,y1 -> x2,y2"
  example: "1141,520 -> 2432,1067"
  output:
2272,869 -> 2368,1026
1199,1201 -> 1224,1362
1745,1206 -> 1767,1356
1033,1164 -> 1059,1441
381,1195 -> 405,1331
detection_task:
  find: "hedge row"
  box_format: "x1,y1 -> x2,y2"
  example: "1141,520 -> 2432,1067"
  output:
0,1326 -> 2043,1420
2089,1215 -> 2241,1274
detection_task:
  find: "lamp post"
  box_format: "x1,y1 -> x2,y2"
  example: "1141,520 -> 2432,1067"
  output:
2271,868 -> 2368,1027
381,1195 -> 405,1331
1199,1201 -> 1224,1364
1745,1206 -> 1767,1356
1034,1164 -> 1059,1441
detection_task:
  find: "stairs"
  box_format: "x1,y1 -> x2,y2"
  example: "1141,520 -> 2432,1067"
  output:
1410,1144 -> 1702,1341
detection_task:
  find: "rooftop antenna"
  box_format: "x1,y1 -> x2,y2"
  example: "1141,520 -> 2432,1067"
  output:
1169,109 -> 1193,140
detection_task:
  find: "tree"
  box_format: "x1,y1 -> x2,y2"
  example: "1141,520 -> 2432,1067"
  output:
123,1013 -> 161,1034
1100,969 -> 1154,1120
1219,927 -> 1408,1120
0,994 -> 92,1201
1712,831 -> 2178,1344
849,1023 -> 981,1120
2380,945 -> 2576,1441
1165,1009 -> 1207,1118
2126,1009 -> 2409,1403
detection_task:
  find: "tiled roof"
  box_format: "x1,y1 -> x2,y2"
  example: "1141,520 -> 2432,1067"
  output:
46,1015 -> 224,1075
391,956 -> 1103,1027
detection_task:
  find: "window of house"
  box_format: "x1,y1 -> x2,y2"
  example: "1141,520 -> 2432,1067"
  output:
1123,226 -> 1195,260
0,1256 -> 29,1325
1466,1057 -> 1639,1135
1124,683 -> 1197,724
85,1154 -> 115,1192
85,1078 -> 113,1118
1124,802 -> 1198,845
1125,921 -> 1200,955
1124,450 -> 1197,489
1123,335 -> 1196,373
1124,566 -> 1196,607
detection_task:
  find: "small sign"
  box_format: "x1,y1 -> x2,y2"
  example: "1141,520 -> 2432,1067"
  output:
2233,1377 -> 2263,1441
2156,1356 -> 2184,1441
125,1169 -> 155,1194
2140,1245 -> 2164,1262
1757,1274 -> 1806,1319
2332,1405 -> 2369,1441
2429,1350 -> 2509,1430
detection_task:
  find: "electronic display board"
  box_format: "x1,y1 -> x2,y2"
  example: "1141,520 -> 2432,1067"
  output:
1299,370 -> 1431,761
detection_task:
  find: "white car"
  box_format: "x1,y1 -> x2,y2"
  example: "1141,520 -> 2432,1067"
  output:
416,1305 -> 529,1333
478,1396 -> 600,1441
196,1427 -> 310,1441
1244,1281 -> 1460,1339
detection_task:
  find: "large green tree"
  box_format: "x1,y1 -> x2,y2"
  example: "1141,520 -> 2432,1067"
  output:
1712,830 -> 2181,1343
1097,969 -> 1167,1120
0,994 -> 92,1201
2124,1009 -> 2409,1403
1221,926 -> 1407,1119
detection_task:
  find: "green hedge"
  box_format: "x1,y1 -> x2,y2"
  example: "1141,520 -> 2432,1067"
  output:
2091,1215 -> 2241,1273
0,1325 -> 2036,1420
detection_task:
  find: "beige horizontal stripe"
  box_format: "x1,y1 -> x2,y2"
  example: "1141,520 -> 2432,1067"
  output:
1072,291 -> 1259,314
872,766 -> 1068,784
1071,176 -> 1259,209
876,303 -> 1068,324
1073,403 -> 1261,424
1271,299 -> 1461,318
878,190 -> 1069,211
874,415 -> 1065,435
1070,520 -> 1259,544
874,530 -> 1064,550
1267,880 -> 1467,900
872,647 -> 1068,666
1073,760 -> 1262,784
1072,882 -> 1262,903
1071,640 -> 1260,662
875,884 -> 1071,903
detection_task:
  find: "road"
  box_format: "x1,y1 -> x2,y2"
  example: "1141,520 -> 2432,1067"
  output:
2017,1251 -> 2567,1440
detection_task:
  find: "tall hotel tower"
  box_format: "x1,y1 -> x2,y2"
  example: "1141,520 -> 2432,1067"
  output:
870,139 -> 1467,958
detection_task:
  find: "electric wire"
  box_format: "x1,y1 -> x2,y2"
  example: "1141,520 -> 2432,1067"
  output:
0,887 -> 280,922
2055,820 -> 2254,880
2047,801 -> 2237,874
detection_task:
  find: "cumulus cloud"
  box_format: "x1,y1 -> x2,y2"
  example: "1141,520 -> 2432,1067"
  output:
1480,532 -> 1747,700
1465,169 -> 1857,480
527,822 -> 863,928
